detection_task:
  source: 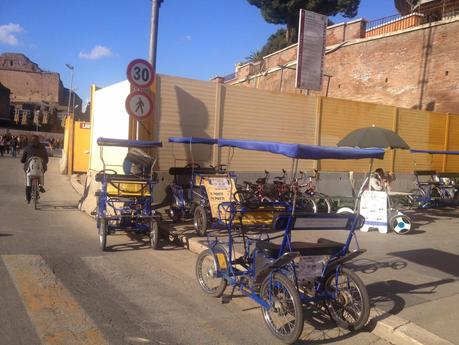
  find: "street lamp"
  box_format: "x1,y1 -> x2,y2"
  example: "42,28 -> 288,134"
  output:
65,64 -> 74,118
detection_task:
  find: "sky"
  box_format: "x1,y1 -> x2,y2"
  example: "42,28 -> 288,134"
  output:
0,0 -> 398,105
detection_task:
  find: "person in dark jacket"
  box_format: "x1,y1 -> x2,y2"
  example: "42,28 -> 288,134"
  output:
21,135 -> 49,203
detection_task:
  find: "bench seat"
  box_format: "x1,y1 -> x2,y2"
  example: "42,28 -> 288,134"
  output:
256,238 -> 345,257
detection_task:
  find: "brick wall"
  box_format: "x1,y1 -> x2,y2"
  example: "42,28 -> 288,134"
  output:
0,69 -> 62,104
227,17 -> 459,115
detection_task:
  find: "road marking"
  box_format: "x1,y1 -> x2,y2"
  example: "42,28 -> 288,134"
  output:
2,255 -> 108,345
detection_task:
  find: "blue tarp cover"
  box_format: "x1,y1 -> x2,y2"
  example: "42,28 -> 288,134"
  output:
411,149 -> 459,155
97,137 -> 162,148
218,139 -> 385,160
168,137 -> 218,145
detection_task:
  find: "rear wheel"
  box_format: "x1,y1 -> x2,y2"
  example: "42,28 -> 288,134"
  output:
193,206 -> 209,237
296,196 -> 317,213
32,178 -> 38,209
324,267 -> 370,331
195,249 -> 227,297
316,197 -> 332,213
99,219 -> 108,251
260,273 -> 304,344
149,219 -> 160,249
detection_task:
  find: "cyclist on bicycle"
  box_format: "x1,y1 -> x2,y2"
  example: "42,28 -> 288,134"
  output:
20,135 -> 48,203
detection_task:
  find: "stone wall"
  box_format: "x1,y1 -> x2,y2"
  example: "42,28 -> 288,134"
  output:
0,69 -> 62,104
227,16 -> 459,115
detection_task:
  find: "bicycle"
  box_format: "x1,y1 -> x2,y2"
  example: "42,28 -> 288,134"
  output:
297,169 -> 334,213
26,156 -> 44,210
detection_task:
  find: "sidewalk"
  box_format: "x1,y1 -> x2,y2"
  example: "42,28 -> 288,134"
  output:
70,175 -> 458,345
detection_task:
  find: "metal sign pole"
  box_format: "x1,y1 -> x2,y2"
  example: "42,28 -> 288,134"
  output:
137,0 -> 161,140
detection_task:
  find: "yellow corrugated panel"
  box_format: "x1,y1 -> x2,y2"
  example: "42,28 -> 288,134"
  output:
154,75 -> 217,170
221,86 -> 317,171
397,109 -> 447,172
320,97 -> 395,172
446,116 -> 459,172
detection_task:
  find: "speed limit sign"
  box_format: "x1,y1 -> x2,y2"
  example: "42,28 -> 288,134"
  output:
127,59 -> 154,88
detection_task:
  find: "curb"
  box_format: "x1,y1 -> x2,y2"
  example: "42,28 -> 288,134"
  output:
177,232 -> 454,345
69,174 -> 84,196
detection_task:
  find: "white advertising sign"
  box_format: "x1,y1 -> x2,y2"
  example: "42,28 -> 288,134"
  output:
295,9 -> 327,91
359,191 -> 388,233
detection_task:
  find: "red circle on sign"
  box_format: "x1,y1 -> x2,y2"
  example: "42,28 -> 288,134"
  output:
125,90 -> 154,120
126,59 -> 155,89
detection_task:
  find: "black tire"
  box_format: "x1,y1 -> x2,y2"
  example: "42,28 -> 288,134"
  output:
296,196 -> 317,213
324,267 -> 370,331
32,179 -> 38,210
316,197 -> 332,213
389,214 -> 412,235
169,206 -> 182,222
195,249 -> 227,297
99,219 -> 108,251
193,206 -> 209,237
149,219 -> 160,250
260,273 -> 304,344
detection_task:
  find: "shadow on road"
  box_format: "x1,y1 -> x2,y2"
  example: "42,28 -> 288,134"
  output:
388,248 -> 459,277
36,201 -> 78,211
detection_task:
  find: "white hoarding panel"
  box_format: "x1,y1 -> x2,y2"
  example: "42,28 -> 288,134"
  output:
89,80 -> 130,172
296,9 -> 327,91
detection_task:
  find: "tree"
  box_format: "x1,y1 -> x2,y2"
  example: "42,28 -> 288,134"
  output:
248,0 -> 360,41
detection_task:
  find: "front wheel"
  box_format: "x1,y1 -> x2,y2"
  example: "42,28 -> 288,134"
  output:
195,249 -> 227,297
149,219 -> 160,249
260,273 -> 304,344
324,267 -> 370,331
193,205 -> 209,237
99,219 -> 108,251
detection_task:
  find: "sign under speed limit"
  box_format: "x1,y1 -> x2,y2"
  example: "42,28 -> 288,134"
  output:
126,59 -> 154,88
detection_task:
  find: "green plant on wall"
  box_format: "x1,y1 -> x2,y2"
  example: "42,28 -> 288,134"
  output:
246,0 -> 360,62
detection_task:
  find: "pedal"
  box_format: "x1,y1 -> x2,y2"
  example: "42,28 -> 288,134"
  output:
220,295 -> 231,304
90,210 -> 97,216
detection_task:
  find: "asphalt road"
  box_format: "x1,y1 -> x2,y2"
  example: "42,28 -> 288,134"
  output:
0,157 -> 395,345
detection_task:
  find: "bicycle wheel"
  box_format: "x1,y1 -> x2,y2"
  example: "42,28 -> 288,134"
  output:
149,218 -> 160,249
193,205 -> 209,237
260,273 -> 304,344
316,196 -> 332,213
195,249 -> 227,297
31,179 -> 38,210
99,219 -> 108,251
296,196 -> 317,213
324,267 -> 370,331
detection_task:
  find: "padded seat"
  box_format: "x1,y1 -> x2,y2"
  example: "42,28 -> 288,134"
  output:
256,238 -> 345,257
168,167 -> 216,176
95,173 -> 150,182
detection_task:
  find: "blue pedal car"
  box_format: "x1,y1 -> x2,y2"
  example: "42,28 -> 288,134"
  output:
95,138 -> 163,251
196,138 -> 384,344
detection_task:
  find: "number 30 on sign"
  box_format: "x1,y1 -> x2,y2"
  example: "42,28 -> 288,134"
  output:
126,59 -> 154,89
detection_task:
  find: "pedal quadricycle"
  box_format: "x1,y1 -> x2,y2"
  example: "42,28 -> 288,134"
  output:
95,137 -> 162,251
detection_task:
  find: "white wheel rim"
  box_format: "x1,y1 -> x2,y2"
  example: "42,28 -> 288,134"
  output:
393,217 -> 411,233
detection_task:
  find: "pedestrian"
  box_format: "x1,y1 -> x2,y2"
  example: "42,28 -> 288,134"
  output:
11,136 -> 18,158
0,135 -> 4,157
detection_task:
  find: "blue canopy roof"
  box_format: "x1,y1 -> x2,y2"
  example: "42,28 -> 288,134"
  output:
218,139 -> 385,160
411,149 -> 459,155
168,137 -> 218,145
97,137 -> 162,148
